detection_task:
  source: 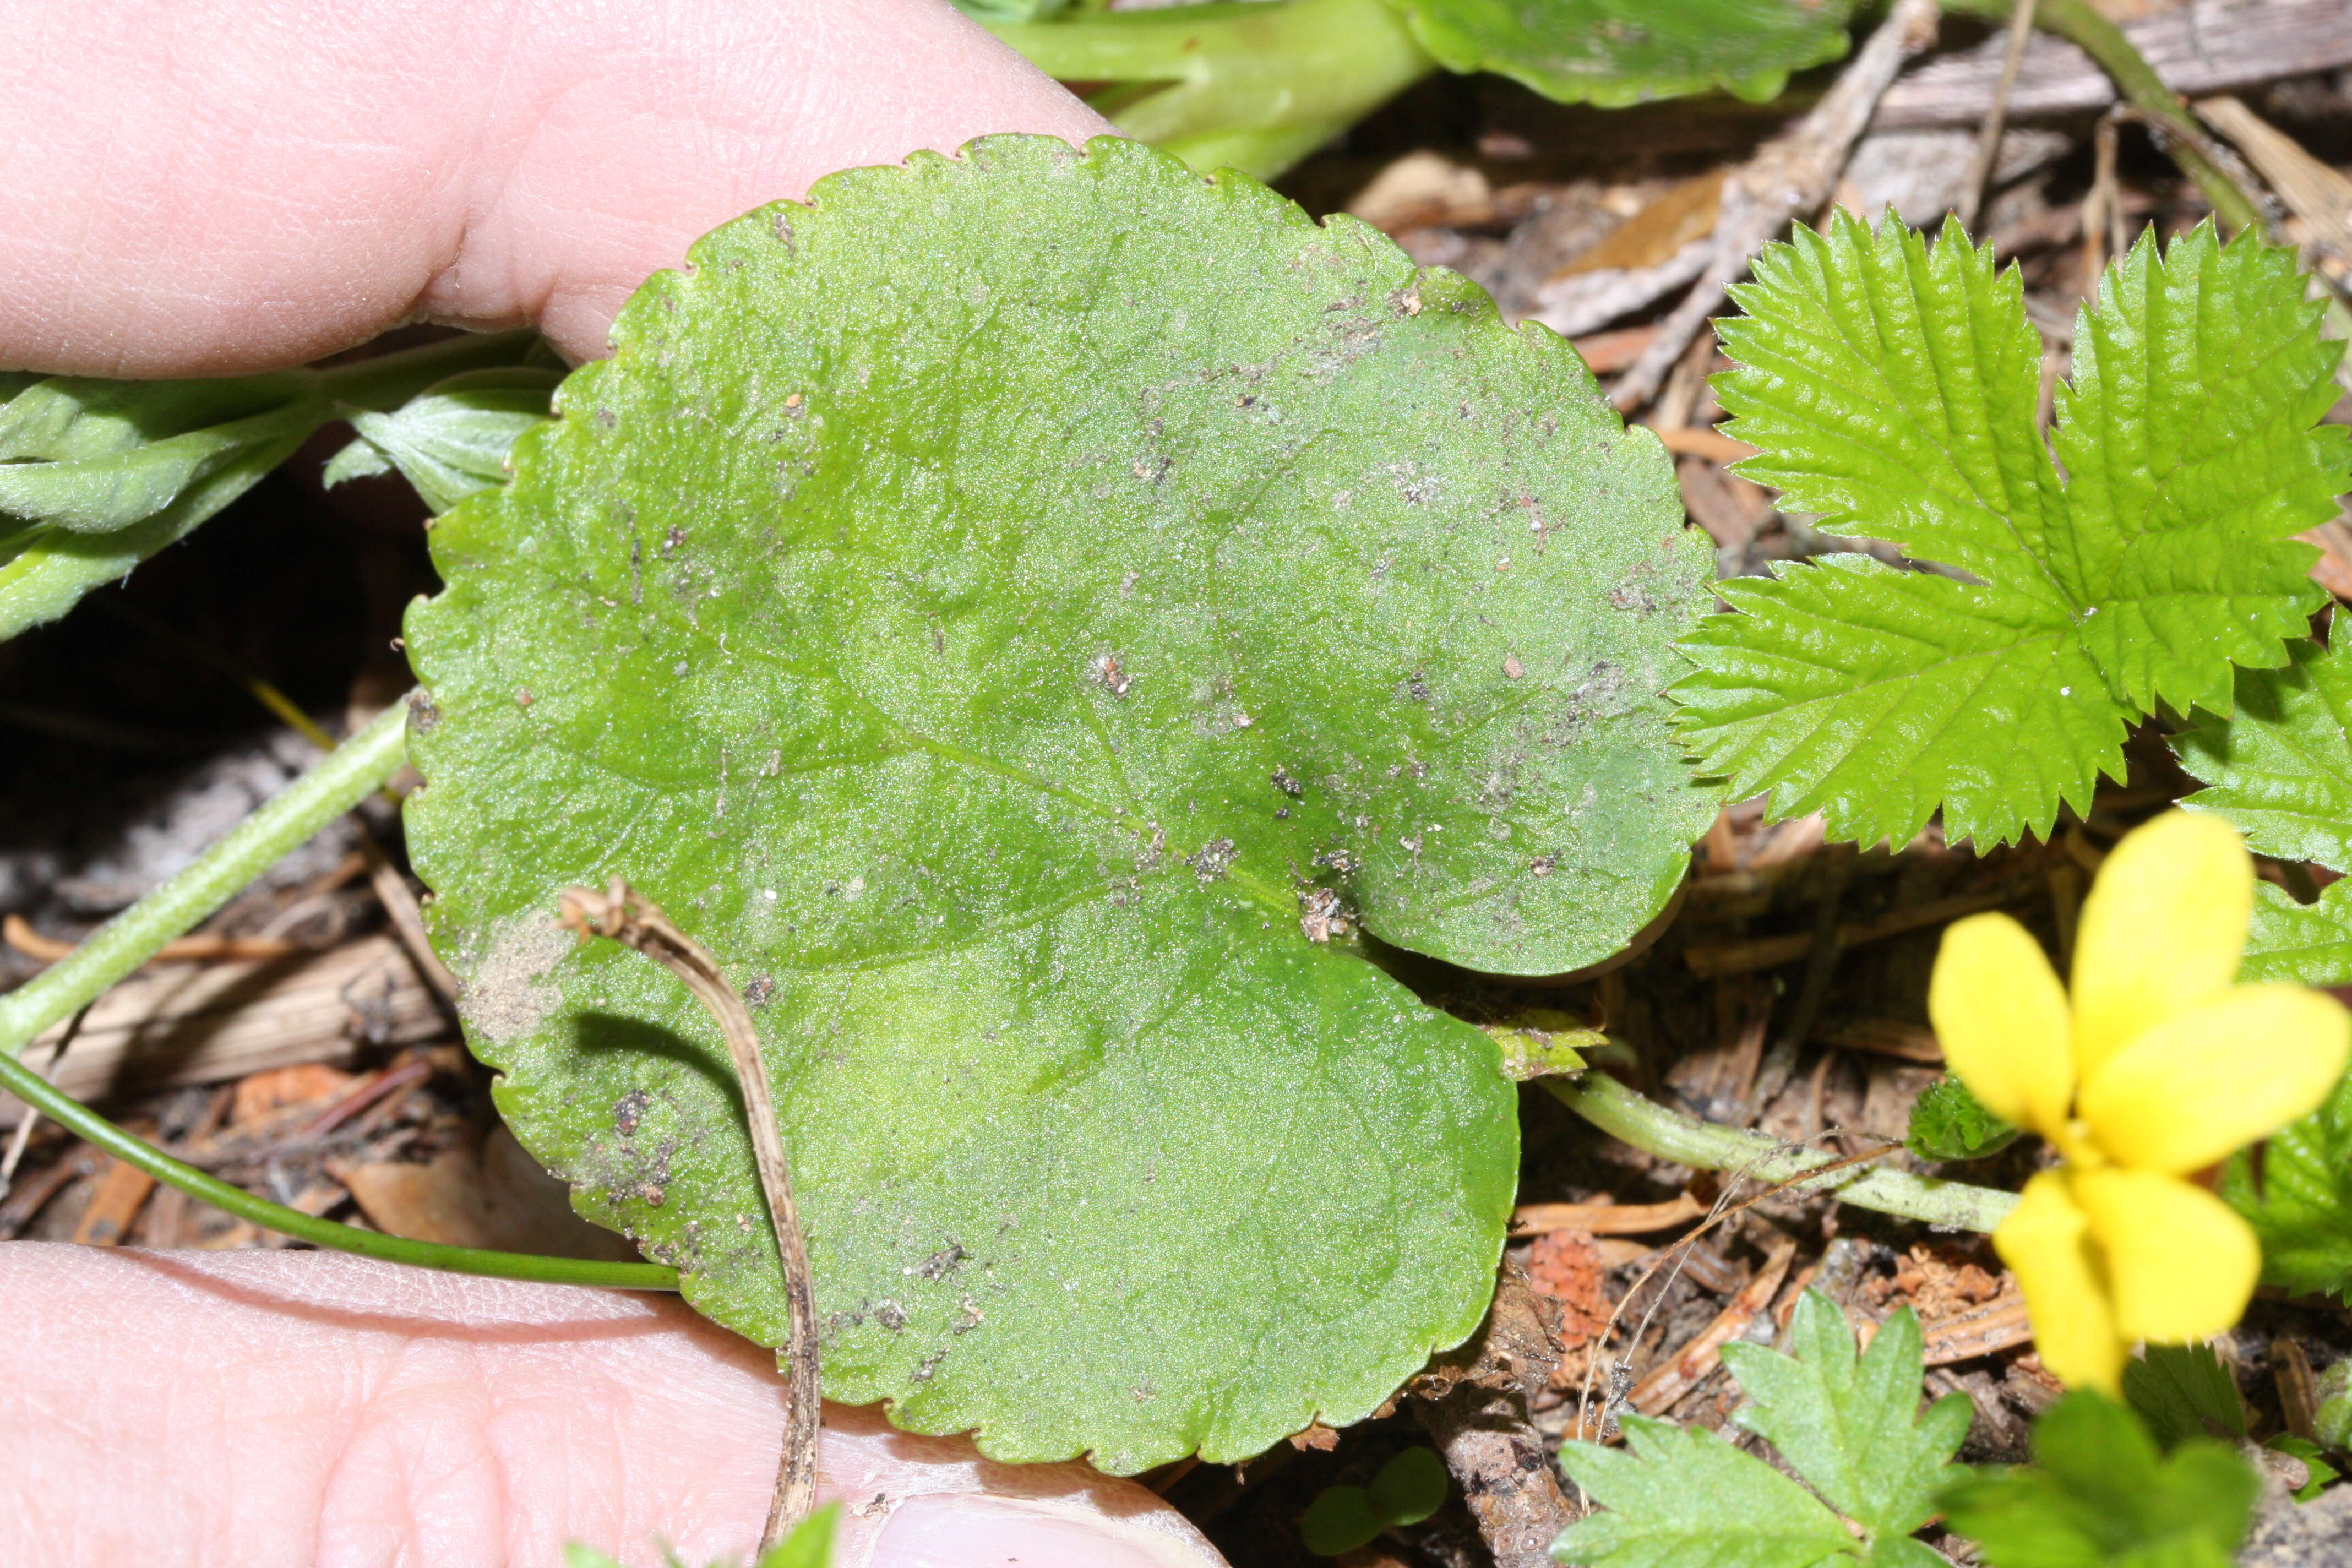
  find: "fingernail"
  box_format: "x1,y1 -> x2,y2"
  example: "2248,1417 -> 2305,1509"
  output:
869,1493 -> 1217,1568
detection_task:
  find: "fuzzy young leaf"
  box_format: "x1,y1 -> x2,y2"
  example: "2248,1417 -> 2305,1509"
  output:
404,134 -> 1714,1472
1907,1074 -> 2022,1161
1939,1393 -> 2255,1568
2219,1067 -> 2352,1301
0,375 -> 327,641
1554,1290 -> 1964,1565
1673,216 -> 2342,847
1722,1295 -> 1970,1537
1387,0 -> 1857,107
328,366 -> 560,514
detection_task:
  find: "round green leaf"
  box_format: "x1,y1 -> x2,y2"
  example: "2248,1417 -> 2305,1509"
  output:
1302,1485 -> 1384,1557
1370,1445 -> 1451,1526
404,133 -> 1708,1470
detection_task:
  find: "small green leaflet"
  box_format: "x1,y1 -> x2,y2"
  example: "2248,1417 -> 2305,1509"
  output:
1301,1446 -> 1450,1556
1905,1075 -> 2021,1162
406,134 -> 1714,1471
1391,0 -> 1858,107
1553,1291 -> 1967,1567
1672,215 -> 2344,848
1939,1393 -> 2256,1568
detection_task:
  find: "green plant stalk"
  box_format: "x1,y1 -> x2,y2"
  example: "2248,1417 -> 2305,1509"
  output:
1945,0 -> 2260,233
1545,1071 -> 2021,1232
986,0 -> 1438,181
0,1043 -> 679,1288
0,701 -> 408,1057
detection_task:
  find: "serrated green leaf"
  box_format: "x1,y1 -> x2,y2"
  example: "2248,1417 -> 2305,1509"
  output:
1939,1393 -> 2255,1568
2121,1343 -> 2246,1450
1387,0 -> 1858,107
1723,1295 -> 1969,1537
1673,216 -> 2343,847
1555,1414 -> 1860,1568
1555,1289 -> 1961,1565
330,366 -> 560,514
404,134 -> 1714,1471
2243,880 -> 2352,987
1906,1075 -> 2022,1161
2219,1066 -> 2352,1300
2176,639 -> 2352,873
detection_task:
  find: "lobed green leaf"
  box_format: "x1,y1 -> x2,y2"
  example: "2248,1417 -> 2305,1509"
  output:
2177,639 -> 2352,875
1939,1393 -> 2255,1568
1554,1414 -> 1860,1568
1674,216 -> 2342,847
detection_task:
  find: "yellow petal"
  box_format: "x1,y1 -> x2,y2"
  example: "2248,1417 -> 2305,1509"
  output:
1993,1170 -> 2127,1395
2081,984 -> 2351,1173
2073,1168 -> 2260,1344
1929,912 -> 2075,1135
2071,812 -> 2252,1078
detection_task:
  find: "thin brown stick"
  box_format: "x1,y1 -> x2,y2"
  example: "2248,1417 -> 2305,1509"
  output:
1956,0 -> 2040,231
1567,1131 -> 1903,1489
2,912 -> 298,966
557,877 -> 816,1548
358,836 -> 460,1011
1610,0 -> 1942,411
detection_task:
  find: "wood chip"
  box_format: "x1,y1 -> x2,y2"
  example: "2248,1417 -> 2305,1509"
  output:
1649,425 -> 1760,465
1872,1 -> 2352,130
3,935 -> 442,1123
1683,884 -> 2034,979
3,912 -> 298,966
1919,1294 -> 2034,1366
70,1157 -> 157,1246
1512,1193 -> 1707,1237
1813,1017 -> 1943,1063
330,1127 -> 639,1261
1629,1232 -> 1798,1416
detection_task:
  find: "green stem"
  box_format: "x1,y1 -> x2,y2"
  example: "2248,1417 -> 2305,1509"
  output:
0,1043 -> 678,1288
987,0 -> 1438,182
1545,1072 -> 2019,1232
1945,0 -> 2260,233
0,701 -> 409,1057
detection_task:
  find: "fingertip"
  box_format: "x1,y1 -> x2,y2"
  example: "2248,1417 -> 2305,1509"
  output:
867,1493 -> 1224,1568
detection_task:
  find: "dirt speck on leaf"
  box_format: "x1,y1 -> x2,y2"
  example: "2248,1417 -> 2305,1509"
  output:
462,915 -> 573,1046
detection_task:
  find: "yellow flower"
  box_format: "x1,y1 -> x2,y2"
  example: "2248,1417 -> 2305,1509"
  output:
1928,811 -> 2350,1395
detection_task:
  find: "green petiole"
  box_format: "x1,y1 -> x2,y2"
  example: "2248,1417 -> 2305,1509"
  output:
0,1043 -> 678,1288
1545,1070 -> 2020,1232
0,700 -> 410,1057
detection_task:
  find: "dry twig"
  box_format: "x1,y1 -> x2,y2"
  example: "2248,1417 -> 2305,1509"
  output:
557,877 -> 818,1548
1611,0 -> 1942,411
1957,0 -> 2041,231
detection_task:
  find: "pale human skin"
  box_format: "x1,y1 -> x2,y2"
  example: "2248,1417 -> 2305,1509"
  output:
0,3 -> 1233,1565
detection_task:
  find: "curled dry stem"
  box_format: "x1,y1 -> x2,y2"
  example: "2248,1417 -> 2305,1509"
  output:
557,877 -> 818,1549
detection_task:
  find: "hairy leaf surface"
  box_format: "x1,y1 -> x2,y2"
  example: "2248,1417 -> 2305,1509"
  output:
1391,0 -> 1857,107
404,134 -> 1712,1469
1674,216 -> 2342,846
